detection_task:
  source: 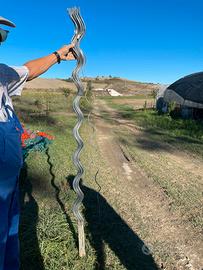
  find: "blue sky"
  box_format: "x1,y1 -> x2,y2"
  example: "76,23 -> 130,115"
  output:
1,0 -> 203,84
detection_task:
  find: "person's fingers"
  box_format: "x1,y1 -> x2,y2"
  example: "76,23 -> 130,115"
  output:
69,52 -> 75,59
64,43 -> 75,50
67,53 -> 75,60
61,52 -> 75,61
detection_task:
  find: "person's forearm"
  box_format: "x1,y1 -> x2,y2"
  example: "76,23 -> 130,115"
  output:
24,53 -> 58,81
24,44 -> 75,81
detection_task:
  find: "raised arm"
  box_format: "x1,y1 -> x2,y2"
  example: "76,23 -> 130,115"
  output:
24,44 -> 75,81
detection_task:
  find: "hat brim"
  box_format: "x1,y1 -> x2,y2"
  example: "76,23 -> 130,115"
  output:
0,16 -> 15,27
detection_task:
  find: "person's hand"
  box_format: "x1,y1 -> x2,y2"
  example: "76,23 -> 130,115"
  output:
57,44 -> 76,61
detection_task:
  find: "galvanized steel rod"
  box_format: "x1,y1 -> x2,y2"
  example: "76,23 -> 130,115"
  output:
68,7 -> 86,257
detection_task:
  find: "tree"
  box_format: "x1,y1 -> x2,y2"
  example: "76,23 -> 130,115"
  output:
62,88 -> 71,98
151,89 -> 158,99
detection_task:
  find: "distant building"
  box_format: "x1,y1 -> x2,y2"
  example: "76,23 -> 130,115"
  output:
94,88 -> 105,91
107,89 -> 123,97
156,73 -> 203,119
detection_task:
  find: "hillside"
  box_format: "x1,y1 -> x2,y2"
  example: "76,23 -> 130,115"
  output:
83,77 -> 159,95
25,78 -> 77,90
25,77 -> 159,95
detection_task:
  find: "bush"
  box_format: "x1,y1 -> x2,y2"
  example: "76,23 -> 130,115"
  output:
61,88 -> 71,98
168,101 -> 176,116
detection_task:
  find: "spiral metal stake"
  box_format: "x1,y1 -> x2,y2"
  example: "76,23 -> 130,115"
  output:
68,7 -> 86,257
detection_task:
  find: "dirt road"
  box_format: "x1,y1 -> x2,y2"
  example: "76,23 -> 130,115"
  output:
92,98 -> 203,270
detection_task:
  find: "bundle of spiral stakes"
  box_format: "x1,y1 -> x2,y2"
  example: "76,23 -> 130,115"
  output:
68,7 -> 86,257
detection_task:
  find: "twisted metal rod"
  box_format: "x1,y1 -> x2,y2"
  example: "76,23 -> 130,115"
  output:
68,7 -> 86,257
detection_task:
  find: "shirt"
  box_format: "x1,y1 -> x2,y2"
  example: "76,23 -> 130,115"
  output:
0,64 -> 29,122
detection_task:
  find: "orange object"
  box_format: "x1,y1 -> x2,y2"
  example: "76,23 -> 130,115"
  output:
36,131 -> 55,140
21,126 -> 55,148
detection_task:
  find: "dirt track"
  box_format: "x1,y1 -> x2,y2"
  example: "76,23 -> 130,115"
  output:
93,98 -> 203,270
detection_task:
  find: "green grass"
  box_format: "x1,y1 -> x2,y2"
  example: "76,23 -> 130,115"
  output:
104,99 -> 203,157
13,90 -> 92,116
99,95 -> 154,100
18,114 -> 90,270
18,112 -> 150,270
14,91 -> 203,269
117,130 -> 203,229
14,92 -> 97,269
99,98 -> 203,229
16,91 -> 150,270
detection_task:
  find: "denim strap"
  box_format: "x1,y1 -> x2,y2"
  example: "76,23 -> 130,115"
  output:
1,94 -> 24,134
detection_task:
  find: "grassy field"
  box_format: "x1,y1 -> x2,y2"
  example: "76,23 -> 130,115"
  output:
13,92 -> 203,269
15,91 -> 139,270
14,91 -> 89,269
99,95 -> 154,100
100,96 -> 203,229
103,96 -> 203,158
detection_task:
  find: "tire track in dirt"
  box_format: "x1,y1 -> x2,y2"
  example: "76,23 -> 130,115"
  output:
93,98 -> 203,270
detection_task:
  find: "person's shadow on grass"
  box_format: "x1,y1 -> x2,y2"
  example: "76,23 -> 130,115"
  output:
19,162 -> 45,270
45,147 -> 78,246
67,175 -> 159,270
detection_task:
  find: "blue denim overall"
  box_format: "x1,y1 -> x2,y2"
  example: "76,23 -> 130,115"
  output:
0,95 -> 24,270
